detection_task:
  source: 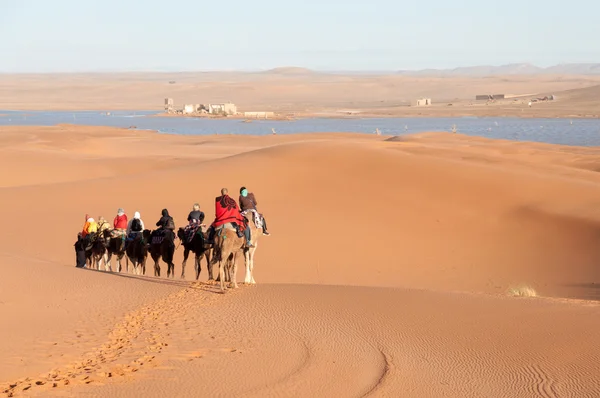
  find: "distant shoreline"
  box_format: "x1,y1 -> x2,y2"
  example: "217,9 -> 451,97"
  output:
1,109 -> 598,120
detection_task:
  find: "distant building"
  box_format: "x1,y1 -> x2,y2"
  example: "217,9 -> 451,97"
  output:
165,98 -> 174,113
476,94 -> 505,101
183,104 -> 195,114
208,103 -> 237,115
244,111 -> 275,118
413,98 -> 432,106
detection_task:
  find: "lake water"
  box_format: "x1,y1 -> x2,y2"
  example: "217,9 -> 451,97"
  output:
1,110 -> 600,146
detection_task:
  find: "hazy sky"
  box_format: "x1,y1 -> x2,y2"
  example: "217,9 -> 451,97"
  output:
1,0 -> 598,72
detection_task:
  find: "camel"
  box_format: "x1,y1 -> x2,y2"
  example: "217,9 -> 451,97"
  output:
177,225 -> 213,281
106,230 -> 126,272
242,211 -> 263,284
85,229 -> 111,271
125,230 -> 150,275
215,212 -> 263,286
210,224 -> 245,292
149,228 -> 176,278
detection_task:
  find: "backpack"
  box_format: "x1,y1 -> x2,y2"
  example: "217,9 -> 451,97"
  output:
165,217 -> 175,230
131,218 -> 142,232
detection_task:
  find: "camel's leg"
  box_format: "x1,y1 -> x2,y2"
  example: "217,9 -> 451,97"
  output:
168,262 -> 175,279
106,252 -> 112,272
219,259 -> 226,293
206,251 -> 214,281
181,248 -> 189,279
142,258 -> 147,275
231,253 -> 239,289
154,259 -> 160,277
224,256 -> 231,283
195,254 -> 201,281
244,249 -> 251,284
104,253 -> 111,272
249,247 -> 256,284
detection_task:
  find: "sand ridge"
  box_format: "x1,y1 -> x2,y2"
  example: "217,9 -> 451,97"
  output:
2,125 -> 600,396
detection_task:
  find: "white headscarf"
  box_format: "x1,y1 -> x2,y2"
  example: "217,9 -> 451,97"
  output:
134,212 -> 141,219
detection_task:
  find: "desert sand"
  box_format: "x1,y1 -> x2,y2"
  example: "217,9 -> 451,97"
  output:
1,125 -> 600,397
1,71 -> 600,118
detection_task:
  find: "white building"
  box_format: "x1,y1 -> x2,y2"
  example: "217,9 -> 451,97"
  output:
413,98 -> 432,106
208,103 -> 237,115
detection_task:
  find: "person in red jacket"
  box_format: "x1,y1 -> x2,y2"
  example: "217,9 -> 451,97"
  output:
208,188 -> 252,248
113,208 -> 128,233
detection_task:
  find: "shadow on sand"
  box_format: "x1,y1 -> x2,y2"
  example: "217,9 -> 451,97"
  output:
77,267 -> 224,294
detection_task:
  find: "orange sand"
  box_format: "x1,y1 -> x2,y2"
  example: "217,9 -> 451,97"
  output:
1,125 -> 600,397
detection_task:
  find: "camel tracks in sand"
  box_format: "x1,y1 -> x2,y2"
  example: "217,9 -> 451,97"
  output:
0,281 -> 222,397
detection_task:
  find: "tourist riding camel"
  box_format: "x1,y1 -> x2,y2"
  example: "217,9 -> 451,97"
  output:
184,203 -> 205,243
239,186 -> 270,236
156,208 -> 175,230
187,203 -> 205,224
127,211 -> 145,236
113,208 -> 128,233
97,216 -> 111,233
208,188 -> 252,248
125,211 -> 145,250
151,208 -> 175,243
81,215 -> 98,238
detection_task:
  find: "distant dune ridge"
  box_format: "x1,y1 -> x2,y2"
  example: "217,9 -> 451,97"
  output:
1,125 -> 600,396
397,62 -> 600,76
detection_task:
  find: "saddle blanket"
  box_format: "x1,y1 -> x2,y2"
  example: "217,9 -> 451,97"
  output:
242,209 -> 263,229
151,235 -> 165,245
184,224 -> 201,243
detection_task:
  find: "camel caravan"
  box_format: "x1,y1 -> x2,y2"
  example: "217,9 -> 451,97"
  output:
73,187 -> 270,292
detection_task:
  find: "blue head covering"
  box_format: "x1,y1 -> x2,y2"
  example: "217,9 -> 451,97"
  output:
240,187 -> 248,197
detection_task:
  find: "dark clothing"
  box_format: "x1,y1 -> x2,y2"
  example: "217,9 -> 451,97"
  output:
187,210 -> 205,224
131,218 -> 143,232
244,225 -> 251,243
156,209 -> 174,230
74,236 -> 86,268
239,193 -> 258,212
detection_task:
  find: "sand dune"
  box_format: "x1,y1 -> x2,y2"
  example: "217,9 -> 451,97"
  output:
1,125 -> 600,397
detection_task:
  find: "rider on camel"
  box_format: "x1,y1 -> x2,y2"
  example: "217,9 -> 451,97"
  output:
125,211 -> 145,249
81,214 -> 98,238
156,209 -> 175,230
208,188 -> 252,248
184,203 -> 205,243
113,208 -> 128,235
187,203 -> 205,225
239,186 -> 270,236
151,209 -> 175,244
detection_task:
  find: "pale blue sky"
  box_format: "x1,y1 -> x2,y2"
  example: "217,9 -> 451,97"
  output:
0,0 -> 598,72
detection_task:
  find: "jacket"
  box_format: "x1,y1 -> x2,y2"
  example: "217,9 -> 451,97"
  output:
127,217 -> 145,235
98,220 -> 111,232
239,192 -> 258,212
156,209 -> 175,230
213,195 -> 244,228
114,214 -> 128,230
187,210 -> 205,224
82,221 -> 98,237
